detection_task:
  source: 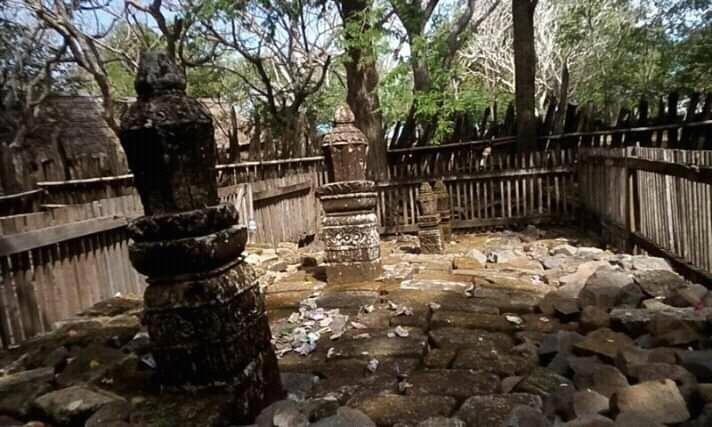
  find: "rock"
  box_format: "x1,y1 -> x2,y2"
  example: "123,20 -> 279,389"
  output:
43,346 -> 70,371
573,391 -> 609,417
56,344 -> 126,387
539,293 -> 580,319
453,347 -> 537,377
590,365 -> 629,398
609,305 -> 711,338
465,248 -> 488,266
631,256 -> 672,272
574,329 -> 634,362
611,379 -> 689,424
406,370 -> 499,399
255,400 -> 308,427
542,386 -> 575,420
614,347 -> 649,376
558,262 -> 611,298
0,416 -> 23,427
85,401 -> 131,427
628,363 -> 697,402
634,270 -> 685,298
668,283 -> 709,307
579,270 -> 640,310
503,405 -> 551,427
400,279 -> 470,293
514,368 -> 575,397
79,296 -> 142,317
417,417 -> 466,427
423,349 -> 456,368
677,350 -> 712,382
33,385 -> 126,425
580,306 -> 610,333
456,394 -> 543,427
552,245 -> 578,257
348,394 -> 456,426
569,356 -> 605,389
454,255 -> 484,270
311,407 -> 376,427
542,256 -> 564,270
577,248 -> 605,259
0,368 -> 53,418
489,249 -> 520,264
503,377 -> 523,393
281,373 -> 318,401
0,368 -> 54,392
538,331 -> 584,365
612,412 -> 665,427
698,383 -> 712,404
562,415 -> 614,426
429,327 -> 514,350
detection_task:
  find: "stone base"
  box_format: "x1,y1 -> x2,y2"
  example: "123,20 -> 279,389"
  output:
419,228 -> 445,254
325,259 -> 383,285
143,262 -> 284,420
441,222 -> 452,243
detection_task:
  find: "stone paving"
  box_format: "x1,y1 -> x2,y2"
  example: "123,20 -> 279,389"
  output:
1,226 -> 712,426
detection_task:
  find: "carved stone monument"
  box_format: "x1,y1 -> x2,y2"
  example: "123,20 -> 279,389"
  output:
433,179 -> 452,242
417,182 -> 445,254
119,52 -> 282,420
318,105 -> 382,284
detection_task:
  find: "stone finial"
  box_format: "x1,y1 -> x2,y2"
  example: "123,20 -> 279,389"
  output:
420,182 -> 433,194
134,51 -> 187,98
120,51 -> 216,216
322,104 -> 368,182
433,180 -> 446,194
418,182 -> 438,217
334,104 -> 356,124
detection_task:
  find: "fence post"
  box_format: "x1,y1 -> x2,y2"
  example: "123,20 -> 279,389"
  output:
625,146 -> 640,253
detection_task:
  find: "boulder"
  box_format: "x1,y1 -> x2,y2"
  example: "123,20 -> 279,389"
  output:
612,412 -> 665,427
610,379 -> 689,424
573,391 -> 609,417
579,270 -> 640,310
453,256 -> 484,270
417,417 -> 466,427
634,270 -> 685,299
561,415 -> 613,426
631,256 -> 673,272
580,306 -> 610,333
514,368 -> 575,397
667,283 -> 709,307
456,394 -> 543,427
348,394 -> 456,427
574,329 -> 634,362
503,405 -> 551,427
33,385 -> 125,425
311,407 -> 376,427
628,363 -> 697,403
677,350 -> 712,382
590,365 -> 629,398
552,245 -> 578,257
465,248 -> 488,266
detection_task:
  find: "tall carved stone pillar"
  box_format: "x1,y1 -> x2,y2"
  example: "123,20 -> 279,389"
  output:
417,183 -> 444,254
319,106 -> 382,284
433,180 -> 452,242
119,52 -> 282,420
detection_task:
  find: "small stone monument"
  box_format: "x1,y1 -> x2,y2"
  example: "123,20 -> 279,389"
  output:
318,105 -> 382,284
119,52 -> 282,420
433,180 -> 452,242
417,182 -> 444,254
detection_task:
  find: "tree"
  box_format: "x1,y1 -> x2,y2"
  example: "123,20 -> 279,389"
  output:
390,0 -> 500,146
339,0 -> 387,179
512,0 -> 537,152
190,0 -> 338,158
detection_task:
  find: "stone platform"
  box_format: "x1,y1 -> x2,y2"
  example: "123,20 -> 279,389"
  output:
1,227 -> 712,426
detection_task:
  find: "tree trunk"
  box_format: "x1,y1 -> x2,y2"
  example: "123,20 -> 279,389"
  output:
553,63 -> 569,134
512,0 -> 538,152
341,0 -> 388,180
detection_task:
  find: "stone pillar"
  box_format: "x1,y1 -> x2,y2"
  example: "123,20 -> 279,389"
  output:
417,183 -> 444,254
119,52 -> 282,420
433,179 -> 452,242
319,105 -> 382,284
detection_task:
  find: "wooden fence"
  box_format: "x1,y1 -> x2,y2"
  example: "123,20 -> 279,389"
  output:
579,147 -> 712,285
0,160 -> 325,348
378,149 -> 577,234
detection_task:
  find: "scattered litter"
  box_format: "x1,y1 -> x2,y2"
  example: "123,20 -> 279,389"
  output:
397,381 -> 413,394
274,297 -> 349,356
140,353 -> 156,369
367,359 -> 379,373
505,315 -> 523,325
465,284 -> 475,297
353,333 -> 371,340
539,317 -> 550,323
327,347 -> 339,359
394,326 -> 409,337
360,304 -> 375,314
394,306 -> 414,316
350,321 -> 368,329
429,302 -> 441,311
